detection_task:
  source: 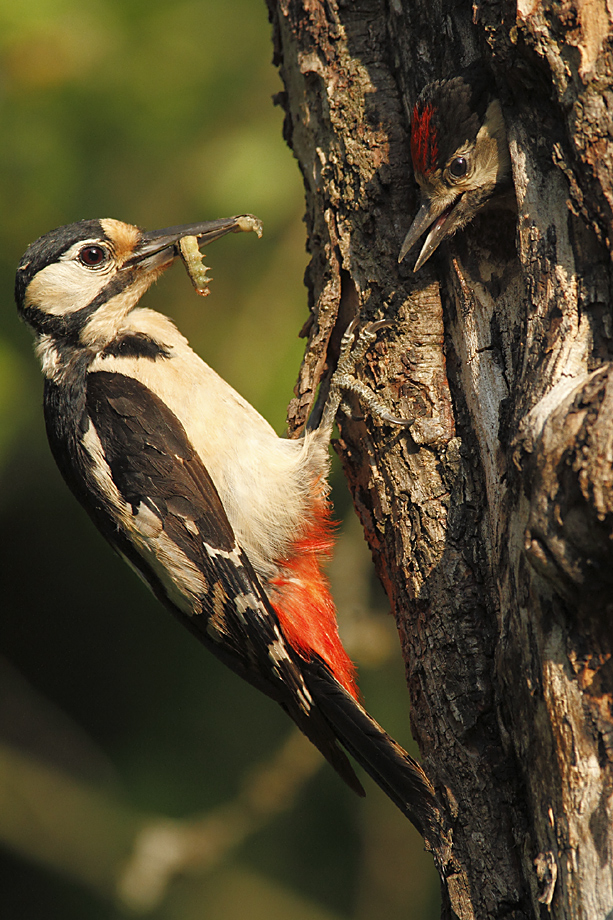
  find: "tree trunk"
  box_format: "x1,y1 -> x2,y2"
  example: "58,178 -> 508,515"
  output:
265,0 -> 613,917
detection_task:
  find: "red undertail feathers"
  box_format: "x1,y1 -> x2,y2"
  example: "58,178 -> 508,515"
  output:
268,499 -> 358,700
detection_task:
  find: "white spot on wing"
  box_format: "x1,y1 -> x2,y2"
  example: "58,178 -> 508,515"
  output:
268,636 -> 290,665
268,625 -> 312,712
134,502 -> 163,537
235,590 -> 260,624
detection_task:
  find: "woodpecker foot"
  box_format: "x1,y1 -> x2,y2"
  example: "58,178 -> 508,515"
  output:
320,319 -> 412,433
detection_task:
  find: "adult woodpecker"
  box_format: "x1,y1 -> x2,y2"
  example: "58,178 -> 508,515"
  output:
15,215 -> 438,837
398,67 -> 512,271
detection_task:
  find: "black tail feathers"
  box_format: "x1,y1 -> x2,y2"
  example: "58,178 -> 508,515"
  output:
304,662 -> 440,840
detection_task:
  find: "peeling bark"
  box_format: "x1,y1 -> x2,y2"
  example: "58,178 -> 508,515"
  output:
265,0 -> 613,916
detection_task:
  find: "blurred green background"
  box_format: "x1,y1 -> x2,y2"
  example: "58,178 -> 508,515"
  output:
0,1 -> 439,917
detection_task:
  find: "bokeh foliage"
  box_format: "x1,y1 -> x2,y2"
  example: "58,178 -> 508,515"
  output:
0,1 -> 439,917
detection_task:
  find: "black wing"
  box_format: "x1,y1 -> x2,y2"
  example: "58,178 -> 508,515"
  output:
78,371 -> 364,793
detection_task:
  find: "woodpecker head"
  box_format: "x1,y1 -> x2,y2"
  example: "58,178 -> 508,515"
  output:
398,69 -> 511,271
15,215 -> 259,347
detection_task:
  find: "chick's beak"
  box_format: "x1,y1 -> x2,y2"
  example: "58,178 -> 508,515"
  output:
129,214 -> 263,271
398,196 -> 458,272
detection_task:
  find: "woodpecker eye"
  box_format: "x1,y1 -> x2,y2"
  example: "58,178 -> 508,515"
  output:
78,245 -> 109,268
448,156 -> 468,179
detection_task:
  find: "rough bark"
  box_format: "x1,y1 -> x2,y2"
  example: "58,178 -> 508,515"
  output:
265,0 -> 613,917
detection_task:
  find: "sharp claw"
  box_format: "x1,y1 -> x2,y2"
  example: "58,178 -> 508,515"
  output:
365,319 -> 392,335
318,319 -> 412,431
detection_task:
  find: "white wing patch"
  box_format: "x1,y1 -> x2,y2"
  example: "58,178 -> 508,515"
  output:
234,589 -> 261,623
81,420 -> 208,614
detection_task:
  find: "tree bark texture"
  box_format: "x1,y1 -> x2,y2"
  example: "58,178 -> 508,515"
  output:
265,0 -> 613,917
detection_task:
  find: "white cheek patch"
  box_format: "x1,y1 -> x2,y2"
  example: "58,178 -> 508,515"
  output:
25,260 -> 113,316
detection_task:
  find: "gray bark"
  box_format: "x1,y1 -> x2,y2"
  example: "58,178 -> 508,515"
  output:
265,0 -> 613,917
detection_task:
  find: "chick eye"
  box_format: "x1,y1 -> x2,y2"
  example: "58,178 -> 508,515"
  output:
78,245 -> 108,268
449,156 -> 468,179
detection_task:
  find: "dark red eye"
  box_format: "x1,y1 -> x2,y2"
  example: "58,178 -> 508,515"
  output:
78,245 -> 108,267
449,156 -> 468,178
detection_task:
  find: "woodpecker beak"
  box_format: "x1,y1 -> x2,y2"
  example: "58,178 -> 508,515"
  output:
399,183 -> 500,272
129,215 -> 262,270
398,194 -> 465,272
398,200 -> 441,270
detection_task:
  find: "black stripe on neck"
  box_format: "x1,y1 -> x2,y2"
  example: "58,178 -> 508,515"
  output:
102,333 -> 171,360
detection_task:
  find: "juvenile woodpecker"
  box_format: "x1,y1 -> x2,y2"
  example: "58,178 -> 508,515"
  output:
398,67 -> 511,271
15,215 -> 438,836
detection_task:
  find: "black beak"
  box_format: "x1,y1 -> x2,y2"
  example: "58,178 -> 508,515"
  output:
398,198 -> 457,272
130,214 -> 263,266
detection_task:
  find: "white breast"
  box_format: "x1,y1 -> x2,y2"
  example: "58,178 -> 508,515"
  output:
88,308 -> 329,580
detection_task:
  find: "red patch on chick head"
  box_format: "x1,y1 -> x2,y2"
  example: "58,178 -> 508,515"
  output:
411,102 -> 439,177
